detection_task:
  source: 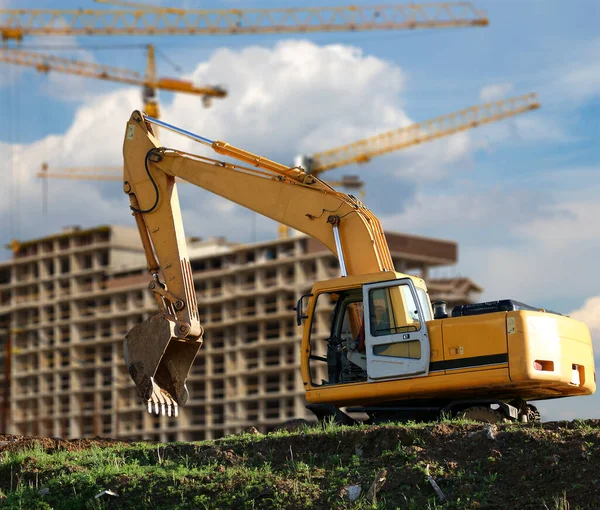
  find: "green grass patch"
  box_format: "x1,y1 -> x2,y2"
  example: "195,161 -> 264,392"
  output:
1,419 -> 599,509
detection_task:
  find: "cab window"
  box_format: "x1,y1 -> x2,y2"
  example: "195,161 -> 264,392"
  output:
368,283 -> 421,337
415,287 -> 433,322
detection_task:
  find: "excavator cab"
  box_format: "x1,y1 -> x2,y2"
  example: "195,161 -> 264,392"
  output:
303,272 -> 432,390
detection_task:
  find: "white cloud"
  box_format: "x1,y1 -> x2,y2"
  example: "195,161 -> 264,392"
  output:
381,183 -> 561,241
473,193 -> 600,305
570,297 -> 600,353
0,40 -> 418,250
0,86 -> 141,246
555,38 -> 600,102
163,41 -> 409,157
0,39 -> 581,256
479,82 -> 514,102
561,64 -> 600,101
381,168 -> 600,308
540,38 -> 600,105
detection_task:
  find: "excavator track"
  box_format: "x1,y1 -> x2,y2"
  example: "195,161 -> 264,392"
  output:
524,404 -> 541,423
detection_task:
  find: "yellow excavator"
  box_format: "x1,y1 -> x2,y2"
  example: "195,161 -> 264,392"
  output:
122,111 -> 595,424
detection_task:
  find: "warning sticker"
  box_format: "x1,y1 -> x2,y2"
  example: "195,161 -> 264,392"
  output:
126,124 -> 135,140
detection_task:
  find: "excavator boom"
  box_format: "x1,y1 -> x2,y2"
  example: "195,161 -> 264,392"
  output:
123,111 -> 395,414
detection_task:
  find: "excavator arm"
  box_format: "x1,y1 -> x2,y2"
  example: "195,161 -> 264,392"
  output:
122,110 -> 395,415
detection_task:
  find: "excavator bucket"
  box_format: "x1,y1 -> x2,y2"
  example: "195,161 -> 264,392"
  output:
124,315 -> 201,416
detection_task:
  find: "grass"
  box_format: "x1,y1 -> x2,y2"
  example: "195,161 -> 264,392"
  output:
1,418 -> 599,509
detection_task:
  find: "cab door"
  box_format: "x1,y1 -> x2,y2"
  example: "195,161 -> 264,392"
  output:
363,278 -> 430,380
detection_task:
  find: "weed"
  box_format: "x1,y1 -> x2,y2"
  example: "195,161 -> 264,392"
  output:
571,419 -> 592,432
483,472 -> 498,484
411,432 -> 426,447
543,491 -> 571,510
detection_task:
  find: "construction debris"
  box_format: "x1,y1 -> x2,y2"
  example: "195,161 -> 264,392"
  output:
346,485 -> 362,502
240,426 -> 261,436
94,489 -> 118,499
468,423 -> 498,440
425,464 -> 446,502
366,469 -> 387,504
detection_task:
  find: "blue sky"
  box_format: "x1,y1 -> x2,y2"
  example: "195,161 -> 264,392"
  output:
0,0 -> 599,420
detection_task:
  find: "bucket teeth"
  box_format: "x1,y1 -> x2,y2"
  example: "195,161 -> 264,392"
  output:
145,377 -> 180,417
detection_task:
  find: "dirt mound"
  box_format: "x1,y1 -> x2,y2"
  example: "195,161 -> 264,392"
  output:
0,434 -> 129,454
1,420 -> 599,509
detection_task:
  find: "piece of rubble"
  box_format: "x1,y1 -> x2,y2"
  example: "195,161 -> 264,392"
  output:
366,469 -> 387,504
346,485 -> 362,502
485,424 -> 498,440
239,426 -> 262,436
467,424 -> 498,440
425,464 -> 446,502
94,489 -> 119,499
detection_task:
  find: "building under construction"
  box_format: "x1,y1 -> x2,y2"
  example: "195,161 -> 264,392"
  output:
0,225 -> 481,441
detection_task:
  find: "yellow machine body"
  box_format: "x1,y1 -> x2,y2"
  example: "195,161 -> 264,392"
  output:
122,112 -> 595,421
300,272 -> 595,408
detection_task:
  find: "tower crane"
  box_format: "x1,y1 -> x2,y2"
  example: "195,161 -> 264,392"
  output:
38,163 -> 190,182
3,1 -> 489,242
0,44 -> 227,117
0,3 -> 488,43
0,2 -> 489,125
0,1 -> 489,131
297,93 -> 540,176
37,94 -> 540,182
38,93 -> 540,233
